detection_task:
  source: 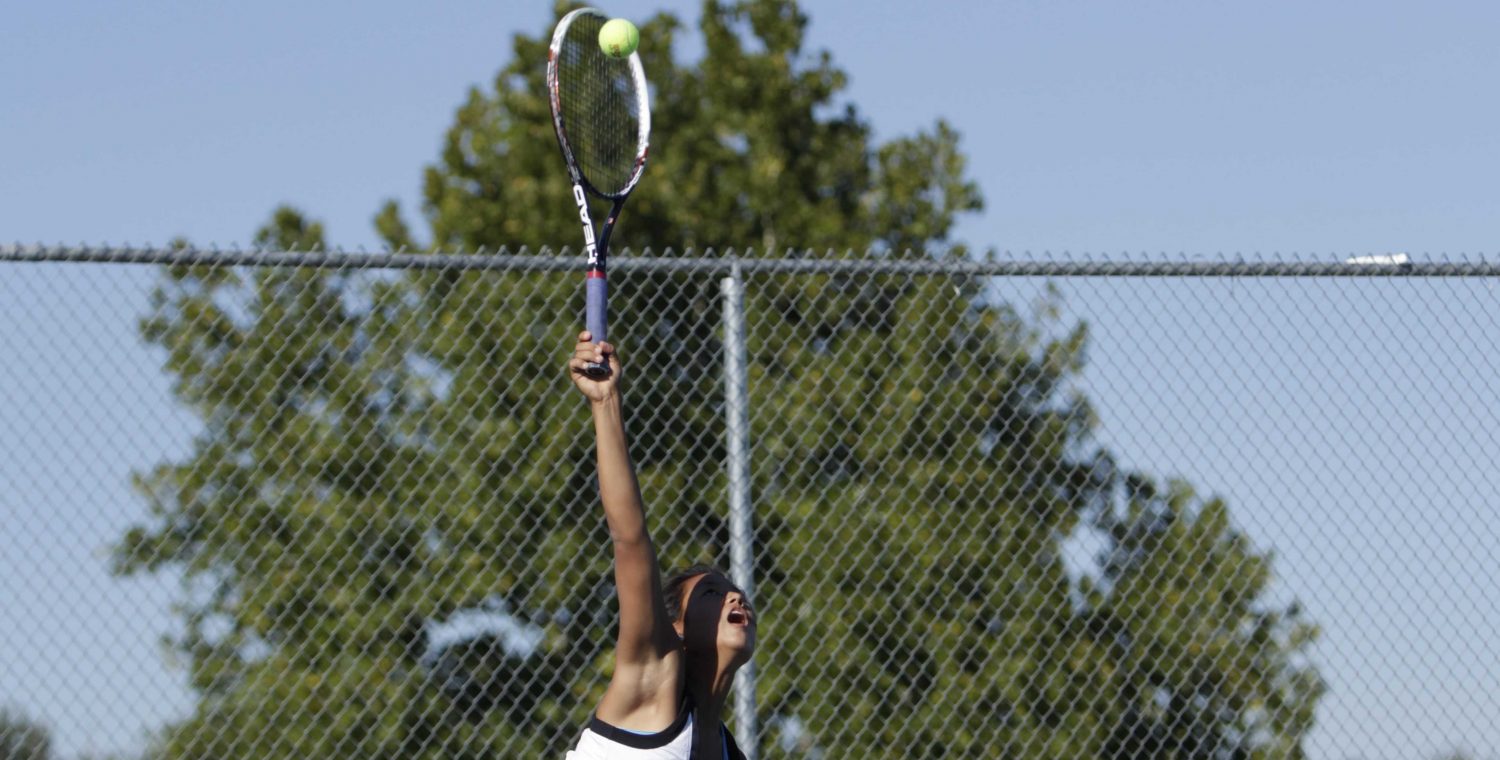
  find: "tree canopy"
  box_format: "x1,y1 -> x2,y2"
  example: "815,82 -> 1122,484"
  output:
115,1 -> 1321,757
1,708 -> 52,760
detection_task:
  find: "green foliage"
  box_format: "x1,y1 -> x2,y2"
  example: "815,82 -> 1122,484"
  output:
116,1 -> 1321,757
0,708 -> 51,760
397,0 -> 978,254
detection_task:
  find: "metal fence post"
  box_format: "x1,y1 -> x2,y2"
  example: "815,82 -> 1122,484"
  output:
721,261 -> 758,758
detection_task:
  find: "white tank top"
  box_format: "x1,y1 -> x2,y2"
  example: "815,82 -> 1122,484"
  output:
565,713 -> 694,759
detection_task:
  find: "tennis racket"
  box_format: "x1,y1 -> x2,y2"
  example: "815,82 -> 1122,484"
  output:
547,8 -> 652,377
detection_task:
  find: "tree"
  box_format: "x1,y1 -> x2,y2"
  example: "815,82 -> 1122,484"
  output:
116,1 -> 1321,757
1,708 -> 51,760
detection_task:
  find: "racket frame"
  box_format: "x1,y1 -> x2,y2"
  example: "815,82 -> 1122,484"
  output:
546,7 -> 652,377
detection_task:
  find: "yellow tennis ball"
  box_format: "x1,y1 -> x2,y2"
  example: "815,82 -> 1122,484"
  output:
598,18 -> 640,59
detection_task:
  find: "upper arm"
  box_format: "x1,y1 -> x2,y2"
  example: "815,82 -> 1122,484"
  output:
610,533 -> 679,665
597,535 -> 683,725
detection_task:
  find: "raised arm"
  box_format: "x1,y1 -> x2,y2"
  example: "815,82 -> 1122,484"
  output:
567,333 -> 681,711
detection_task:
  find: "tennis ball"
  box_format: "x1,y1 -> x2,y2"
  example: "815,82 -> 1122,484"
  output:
599,18 -> 640,59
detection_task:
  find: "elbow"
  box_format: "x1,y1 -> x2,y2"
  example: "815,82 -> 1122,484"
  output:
609,530 -> 650,549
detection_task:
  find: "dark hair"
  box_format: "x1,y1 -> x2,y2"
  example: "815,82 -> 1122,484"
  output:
664,563 -> 726,623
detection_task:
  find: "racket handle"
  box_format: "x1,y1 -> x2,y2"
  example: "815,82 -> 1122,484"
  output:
584,274 -> 610,377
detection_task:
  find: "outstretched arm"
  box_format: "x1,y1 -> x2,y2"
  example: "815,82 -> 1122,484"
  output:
567,333 -> 679,688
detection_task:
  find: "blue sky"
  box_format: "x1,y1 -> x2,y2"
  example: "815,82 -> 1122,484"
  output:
7,1 -> 1500,253
3,1 -> 1499,758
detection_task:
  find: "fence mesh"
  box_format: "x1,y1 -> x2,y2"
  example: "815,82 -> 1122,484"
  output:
2,248 -> 1497,760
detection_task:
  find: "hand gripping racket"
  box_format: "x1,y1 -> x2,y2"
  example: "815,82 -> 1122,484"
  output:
547,8 -> 651,377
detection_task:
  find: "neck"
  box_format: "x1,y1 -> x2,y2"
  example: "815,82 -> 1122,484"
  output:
685,656 -> 740,719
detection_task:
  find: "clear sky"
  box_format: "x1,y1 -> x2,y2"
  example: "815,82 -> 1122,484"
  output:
3,1 -> 1499,758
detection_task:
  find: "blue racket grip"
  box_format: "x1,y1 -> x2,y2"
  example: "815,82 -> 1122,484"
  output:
584,274 -> 609,377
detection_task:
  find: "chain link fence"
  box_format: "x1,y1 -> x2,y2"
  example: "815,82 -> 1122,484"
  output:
2,246 -> 1498,759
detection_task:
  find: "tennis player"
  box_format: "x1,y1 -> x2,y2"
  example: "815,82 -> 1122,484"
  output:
565,332 -> 755,760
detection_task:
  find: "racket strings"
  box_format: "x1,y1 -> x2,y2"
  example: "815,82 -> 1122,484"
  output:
557,14 -> 643,197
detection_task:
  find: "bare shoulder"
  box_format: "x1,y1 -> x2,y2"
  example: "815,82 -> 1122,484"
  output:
594,648 -> 685,731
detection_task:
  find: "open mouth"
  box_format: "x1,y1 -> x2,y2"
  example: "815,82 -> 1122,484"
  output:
727,609 -> 751,626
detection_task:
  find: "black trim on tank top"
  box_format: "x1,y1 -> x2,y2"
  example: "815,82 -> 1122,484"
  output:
585,700 -> 692,750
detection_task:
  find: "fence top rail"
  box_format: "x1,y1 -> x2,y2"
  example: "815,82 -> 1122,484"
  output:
4,244 -> 1499,277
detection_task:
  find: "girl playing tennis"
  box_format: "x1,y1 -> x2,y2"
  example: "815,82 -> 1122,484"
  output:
565,332 -> 756,760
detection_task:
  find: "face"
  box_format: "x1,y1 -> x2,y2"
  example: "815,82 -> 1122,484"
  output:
675,573 -> 756,663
